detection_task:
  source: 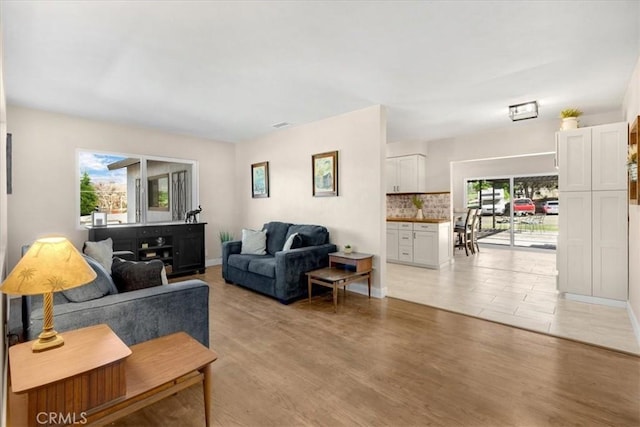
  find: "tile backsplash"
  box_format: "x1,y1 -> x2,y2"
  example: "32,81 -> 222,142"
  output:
387,193 -> 451,219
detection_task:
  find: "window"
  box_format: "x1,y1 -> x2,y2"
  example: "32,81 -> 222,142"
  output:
78,150 -> 197,227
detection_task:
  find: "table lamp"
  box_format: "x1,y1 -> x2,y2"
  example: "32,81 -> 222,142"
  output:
0,237 -> 97,352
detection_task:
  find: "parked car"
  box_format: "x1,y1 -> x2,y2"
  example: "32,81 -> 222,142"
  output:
513,198 -> 536,215
542,200 -> 559,215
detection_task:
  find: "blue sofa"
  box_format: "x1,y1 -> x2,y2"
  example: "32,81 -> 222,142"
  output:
20,255 -> 210,347
222,221 -> 337,303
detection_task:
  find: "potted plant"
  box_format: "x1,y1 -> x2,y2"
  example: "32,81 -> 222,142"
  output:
219,231 -> 234,246
411,195 -> 424,219
560,108 -> 582,130
343,244 -> 353,254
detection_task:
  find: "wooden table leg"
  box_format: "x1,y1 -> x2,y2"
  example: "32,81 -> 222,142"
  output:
203,363 -> 213,427
333,284 -> 338,312
368,274 -> 371,298
308,277 -> 312,303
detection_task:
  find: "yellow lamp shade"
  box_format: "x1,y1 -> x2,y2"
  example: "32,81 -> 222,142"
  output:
1,237 -> 97,296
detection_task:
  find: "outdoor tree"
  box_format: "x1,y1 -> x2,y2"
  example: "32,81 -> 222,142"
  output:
80,171 -> 99,215
95,181 -> 127,213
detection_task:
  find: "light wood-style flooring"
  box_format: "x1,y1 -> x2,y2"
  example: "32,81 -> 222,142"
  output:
111,265 -> 640,426
387,246 -> 640,355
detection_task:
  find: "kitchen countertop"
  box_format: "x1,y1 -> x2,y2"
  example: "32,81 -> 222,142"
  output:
387,217 -> 450,223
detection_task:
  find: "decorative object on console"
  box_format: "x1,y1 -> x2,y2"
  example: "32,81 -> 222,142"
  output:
251,161 -> 270,198
185,205 -> 202,223
312,150 -> 338,197
343,244 -> 353,254
560,108 -> 582,130
1,237 -> 97,352
92,210 -> 107,227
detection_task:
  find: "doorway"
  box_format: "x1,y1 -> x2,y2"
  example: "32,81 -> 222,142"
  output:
465,174 -> 558,250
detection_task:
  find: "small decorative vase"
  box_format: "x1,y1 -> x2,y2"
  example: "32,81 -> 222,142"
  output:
344,247 -> 353,254
561,117 -> 579,130
416,209 -> 424,220
630,163 -> 638,182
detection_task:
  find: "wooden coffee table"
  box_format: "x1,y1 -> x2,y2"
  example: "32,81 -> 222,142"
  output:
307,252 -> 373,312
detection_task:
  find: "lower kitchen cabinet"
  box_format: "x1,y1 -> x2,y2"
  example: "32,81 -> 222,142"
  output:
387,221 -> 451,269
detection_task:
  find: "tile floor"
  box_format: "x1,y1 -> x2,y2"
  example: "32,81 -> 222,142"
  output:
386,245 -> 640,355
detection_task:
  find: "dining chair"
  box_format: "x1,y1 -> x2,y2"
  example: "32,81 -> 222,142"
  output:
454,208 -> 473,256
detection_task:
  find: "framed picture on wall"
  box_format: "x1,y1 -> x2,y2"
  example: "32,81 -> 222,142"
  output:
312,151 -> 338,197
251,161 -> 269,198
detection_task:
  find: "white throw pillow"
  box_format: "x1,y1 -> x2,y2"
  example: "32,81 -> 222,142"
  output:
241,229 -> 267,255
84,238 -> 114,272
282,232 -> 299,251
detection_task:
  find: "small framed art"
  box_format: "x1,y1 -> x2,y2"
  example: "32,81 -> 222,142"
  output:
92,211 -> 107,227
312,151 -> 338,197
251,161 -> 269,198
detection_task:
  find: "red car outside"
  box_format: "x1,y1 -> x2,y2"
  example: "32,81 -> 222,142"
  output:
513,198 -> 535,215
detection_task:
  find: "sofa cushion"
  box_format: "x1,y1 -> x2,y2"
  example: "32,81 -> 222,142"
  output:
263,221 -> 292,255
282,232 -> 303,251
241,229 -> 267,255
62,255 -> 119,302
286,224 -> 329,247
228,253 -> 271,271
248,257 -> 276,279
111,257 -> 165,292
83,238 -> 114,272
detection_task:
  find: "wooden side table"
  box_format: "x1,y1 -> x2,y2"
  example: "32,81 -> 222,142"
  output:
306,251 -> 373,312
9,324 -> 132,426
9,326 -> 219,427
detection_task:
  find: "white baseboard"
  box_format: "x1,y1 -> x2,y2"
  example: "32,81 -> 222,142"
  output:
344,282 -> 386,299
628,303 -> 640,349
206,258 -> 222,267
563,293 -> 627,308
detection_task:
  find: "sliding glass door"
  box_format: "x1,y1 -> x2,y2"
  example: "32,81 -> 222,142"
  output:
465,174 -> 558,249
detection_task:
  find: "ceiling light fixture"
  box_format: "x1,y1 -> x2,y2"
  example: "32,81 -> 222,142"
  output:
509,101 -> 538,121
272,122 -> 290,129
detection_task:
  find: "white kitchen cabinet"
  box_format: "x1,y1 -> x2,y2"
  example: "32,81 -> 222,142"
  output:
592,123 -> 628,191
398,229 -> 413,262
386,222 -> 399,261
592,190 -> 628,300
557,192 -> 592,296
386,154 -> 426,193
556,122 -> 628,302
557,123 -> 627,192
387,221 -> 451,269
557,128 -> 591,192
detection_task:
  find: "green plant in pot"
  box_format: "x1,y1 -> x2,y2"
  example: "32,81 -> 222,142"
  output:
344,244 -> 353,254
411,195 -> 424,219
560,108 -> 583,130
219,231 -> 234,245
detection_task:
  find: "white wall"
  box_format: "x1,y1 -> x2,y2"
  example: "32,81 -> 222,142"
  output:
624,54 -> 640,342
235,105 -> 387,297
0,16 -> 8,426
5,106 -> 237,270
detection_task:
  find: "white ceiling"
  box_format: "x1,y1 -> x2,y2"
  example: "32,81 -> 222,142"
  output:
2,1 -> 639,143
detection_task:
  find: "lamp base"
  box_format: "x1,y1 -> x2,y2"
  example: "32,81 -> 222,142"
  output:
32,332 -> 64,352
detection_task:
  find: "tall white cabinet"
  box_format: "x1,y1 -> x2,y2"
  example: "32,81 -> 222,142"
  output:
557,122 -> 628,301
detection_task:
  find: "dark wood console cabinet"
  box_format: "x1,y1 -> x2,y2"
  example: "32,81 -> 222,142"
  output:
87,222 -> 206,276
